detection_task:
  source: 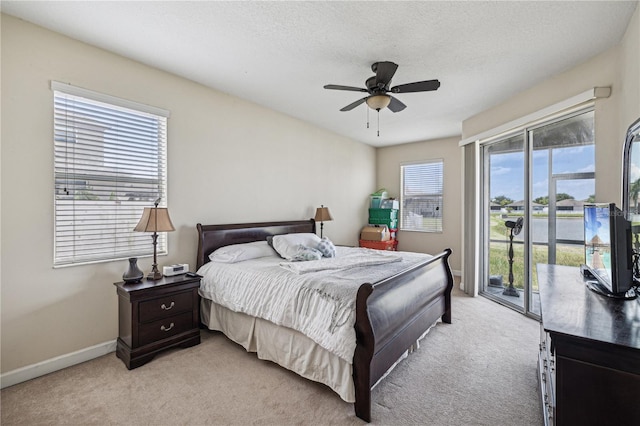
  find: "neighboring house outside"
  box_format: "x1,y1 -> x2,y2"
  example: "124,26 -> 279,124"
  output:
506,200 -> 545,212
556,199 -> 585,212
490,202 -> 502,212
502,199 -> 585,215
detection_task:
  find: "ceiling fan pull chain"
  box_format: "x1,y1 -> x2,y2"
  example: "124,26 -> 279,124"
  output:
377,110 -> 380,137
366,106 -> 370,128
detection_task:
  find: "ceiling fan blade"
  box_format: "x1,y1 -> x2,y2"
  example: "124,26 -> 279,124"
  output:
324,84 -> 368,92
387,96 -> 406,113
340,97 -> 368,112
391,79 -> 441,93
374,61 -> 398,88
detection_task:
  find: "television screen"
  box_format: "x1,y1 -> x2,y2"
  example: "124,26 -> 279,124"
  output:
583,203 -> 634,298
584,205 -> 613,289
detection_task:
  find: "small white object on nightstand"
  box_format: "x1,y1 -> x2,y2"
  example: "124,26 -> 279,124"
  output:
162,264 -> 189,276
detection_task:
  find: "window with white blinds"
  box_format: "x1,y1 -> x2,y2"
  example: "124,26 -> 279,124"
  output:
52,82 -> 170,266
400,160 -> 444,233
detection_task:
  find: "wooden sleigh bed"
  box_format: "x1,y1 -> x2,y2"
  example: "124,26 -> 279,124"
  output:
195,219 -> 453,422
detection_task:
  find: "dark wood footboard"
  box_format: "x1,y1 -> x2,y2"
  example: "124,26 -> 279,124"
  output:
352,249 -> 453,422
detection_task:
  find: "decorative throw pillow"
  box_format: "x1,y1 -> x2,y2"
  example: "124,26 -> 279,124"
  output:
316,237 -> 336,258
271,233 -> 322,260
290,244 -> 323,262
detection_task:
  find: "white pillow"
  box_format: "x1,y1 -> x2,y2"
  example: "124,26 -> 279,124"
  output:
209,241 -> 277,263
271,233 -> 322,261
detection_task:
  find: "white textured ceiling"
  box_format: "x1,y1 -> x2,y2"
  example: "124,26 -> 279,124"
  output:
1,1 -> 637,147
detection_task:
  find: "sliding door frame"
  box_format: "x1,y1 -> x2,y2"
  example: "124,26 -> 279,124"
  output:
479,105 -> 595,320
479,129 -> 533,316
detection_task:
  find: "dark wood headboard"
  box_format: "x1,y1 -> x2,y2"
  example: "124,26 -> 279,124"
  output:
195,219 -> 316,270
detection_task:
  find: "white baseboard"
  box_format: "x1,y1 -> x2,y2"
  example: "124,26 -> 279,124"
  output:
450,269 -> 463,290
1,340 -> 117,389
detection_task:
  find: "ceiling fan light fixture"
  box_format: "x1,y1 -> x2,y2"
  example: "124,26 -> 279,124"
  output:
324,62 -> 439,114
366,95 -> 391,111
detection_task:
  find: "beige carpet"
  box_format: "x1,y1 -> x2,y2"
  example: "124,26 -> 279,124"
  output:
1,289 -> 543,425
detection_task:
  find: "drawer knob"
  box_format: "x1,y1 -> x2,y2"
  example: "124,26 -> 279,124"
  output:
161,302 -> 175,310
161,323 -> 175,332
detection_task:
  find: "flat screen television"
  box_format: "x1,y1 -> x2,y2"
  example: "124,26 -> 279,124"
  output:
583,203 -> 635,299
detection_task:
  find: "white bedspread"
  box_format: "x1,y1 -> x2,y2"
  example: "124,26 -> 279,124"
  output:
197,246 -> 432,362
279,249 -> 401,274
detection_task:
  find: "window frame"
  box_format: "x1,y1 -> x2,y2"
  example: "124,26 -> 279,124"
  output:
52,81 -> 170,267
400,158 -> 444,233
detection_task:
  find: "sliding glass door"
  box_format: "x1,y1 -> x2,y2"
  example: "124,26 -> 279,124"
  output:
481,109 -> 595,317
482,134 -> 527,312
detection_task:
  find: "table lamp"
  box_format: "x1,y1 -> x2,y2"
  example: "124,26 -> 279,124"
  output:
134,198 -> 175,280
314,205 -> 333,238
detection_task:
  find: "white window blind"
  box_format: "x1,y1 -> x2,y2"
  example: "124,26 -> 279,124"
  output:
53,83 -> 169,266
400,160 -> 444,232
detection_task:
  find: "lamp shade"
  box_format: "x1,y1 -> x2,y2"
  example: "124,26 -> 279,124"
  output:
366,95 -> 391,111
314,206 -> 333,222
133,207 -> 175,232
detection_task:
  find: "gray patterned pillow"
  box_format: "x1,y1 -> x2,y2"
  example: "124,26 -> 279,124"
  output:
290,244 -> 323,262
316,237 -> 336,258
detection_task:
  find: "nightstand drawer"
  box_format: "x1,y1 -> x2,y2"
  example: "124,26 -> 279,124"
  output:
139,291 -> 193,323
138,311 -> 194,346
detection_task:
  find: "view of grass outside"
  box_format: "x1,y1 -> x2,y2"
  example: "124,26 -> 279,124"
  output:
418,217 -> 442,230
489,213 -> 584,292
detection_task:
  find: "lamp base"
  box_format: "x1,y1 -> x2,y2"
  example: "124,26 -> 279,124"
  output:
502,285 -> 520,297
146,265 -> 163,281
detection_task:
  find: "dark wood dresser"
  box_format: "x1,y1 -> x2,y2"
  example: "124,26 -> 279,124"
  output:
114,274 -> 201,369
537,264 -> 640,426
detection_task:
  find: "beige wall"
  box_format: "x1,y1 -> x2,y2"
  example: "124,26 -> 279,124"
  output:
620,1 -> 640,133
460,4 -> 640,294
0,15 -> 375,373
376,137 -> 462,272
463,3 -> 639,205
463,48 -> 622,203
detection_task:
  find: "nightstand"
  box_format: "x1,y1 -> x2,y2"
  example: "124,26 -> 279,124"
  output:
114,274 -> 201,369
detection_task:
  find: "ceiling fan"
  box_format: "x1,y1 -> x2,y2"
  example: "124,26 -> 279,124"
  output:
323,61 -> 440,113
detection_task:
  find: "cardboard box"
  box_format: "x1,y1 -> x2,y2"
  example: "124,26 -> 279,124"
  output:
360,225 -> 390,241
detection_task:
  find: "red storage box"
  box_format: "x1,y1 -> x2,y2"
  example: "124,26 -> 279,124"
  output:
359,239 -> 398,251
